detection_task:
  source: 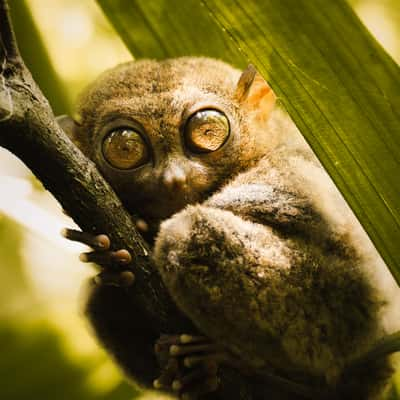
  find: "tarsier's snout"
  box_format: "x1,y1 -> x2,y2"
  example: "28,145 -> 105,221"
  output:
162,161 -> 187,190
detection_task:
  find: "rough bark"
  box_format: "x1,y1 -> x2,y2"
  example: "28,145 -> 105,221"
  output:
0,1 -> 257,399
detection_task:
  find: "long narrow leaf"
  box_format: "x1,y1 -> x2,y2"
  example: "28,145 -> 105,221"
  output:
96,0 -> 400,282
96,0 -> 245,65
9,0 -> 71,114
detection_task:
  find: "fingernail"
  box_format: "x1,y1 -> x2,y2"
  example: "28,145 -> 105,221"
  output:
79,253 -> 89,262
153,379 -> 162,389
114,249 -> 132,264
119,271 -> 135,287
95,234 -> 110,250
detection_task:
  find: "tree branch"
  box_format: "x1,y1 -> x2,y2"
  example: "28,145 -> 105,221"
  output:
0,0 -> 176,328
0,1 -> 259,399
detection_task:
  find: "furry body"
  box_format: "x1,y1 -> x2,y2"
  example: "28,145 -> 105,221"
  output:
68,58 -> 399,399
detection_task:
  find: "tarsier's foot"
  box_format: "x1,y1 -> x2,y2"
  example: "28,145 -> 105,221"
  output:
154,334 -> 227,399
61,228 -> 134,287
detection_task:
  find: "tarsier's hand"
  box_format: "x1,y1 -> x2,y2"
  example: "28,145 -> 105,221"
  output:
61,228 -> 135,287
154,334 -> 227,399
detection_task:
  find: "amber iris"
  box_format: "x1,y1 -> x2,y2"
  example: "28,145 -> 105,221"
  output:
102,128 -> 148,169
185,109 -> 230,153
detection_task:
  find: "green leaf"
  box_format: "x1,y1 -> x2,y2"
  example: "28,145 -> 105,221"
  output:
9,0 -> 71,114
0,320 -> 136,400
96,0 -> 244,65
96,0 -> 400,282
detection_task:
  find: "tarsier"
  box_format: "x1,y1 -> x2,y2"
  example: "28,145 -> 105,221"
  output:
58,57 -> 400,399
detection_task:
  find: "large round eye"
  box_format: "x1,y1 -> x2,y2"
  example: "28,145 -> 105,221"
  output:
184,109 -> 230,153
102,128 -> 149,169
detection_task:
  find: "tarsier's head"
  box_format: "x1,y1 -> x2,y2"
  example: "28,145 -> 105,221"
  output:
59,57 -> 276,233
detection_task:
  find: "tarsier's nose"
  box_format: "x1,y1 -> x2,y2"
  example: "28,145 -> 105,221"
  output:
162,163 -> 187,190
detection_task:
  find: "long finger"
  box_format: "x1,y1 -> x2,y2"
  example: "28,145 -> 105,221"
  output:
79,249 -> 131,265
153,358 -> 179,389
94,270 -> 135,287
61,228 -> 110,250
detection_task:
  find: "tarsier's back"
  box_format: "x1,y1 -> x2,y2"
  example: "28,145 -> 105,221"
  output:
61,57 -> 400,399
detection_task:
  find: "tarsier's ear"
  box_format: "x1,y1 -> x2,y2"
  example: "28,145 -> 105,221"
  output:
56,115 -> 83,147
235,64 -> 276,123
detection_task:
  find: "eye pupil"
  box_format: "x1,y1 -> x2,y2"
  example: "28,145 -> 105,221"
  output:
102,128 -> 149,169
184,109 -> 230,153
122,141 -> 133,151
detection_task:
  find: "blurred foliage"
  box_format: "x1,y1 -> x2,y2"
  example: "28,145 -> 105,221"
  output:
25,0 -> 131,101
0,216 -> 30,316
0,215 -> 139,400
387,385 -> 400,400
350,0 -> 400,63
8,0 -> 71,114
0,319 -> 136,400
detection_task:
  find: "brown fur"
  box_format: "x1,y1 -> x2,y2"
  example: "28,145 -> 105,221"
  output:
67,57 -> 398,398
71,58 -> 272,235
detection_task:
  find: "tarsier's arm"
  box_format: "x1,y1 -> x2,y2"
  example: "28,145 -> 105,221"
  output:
153,151 -> 392,397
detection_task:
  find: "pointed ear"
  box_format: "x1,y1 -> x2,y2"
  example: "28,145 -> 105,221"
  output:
56,115 -> 83,147
235,65 -> 276,123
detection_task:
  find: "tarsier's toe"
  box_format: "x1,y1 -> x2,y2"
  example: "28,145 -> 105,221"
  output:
93,270 -> 135,287
62,228 -> 134,287
154,362 -> 219,400
154,334 -> 223,399
153,358 -> 179,389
